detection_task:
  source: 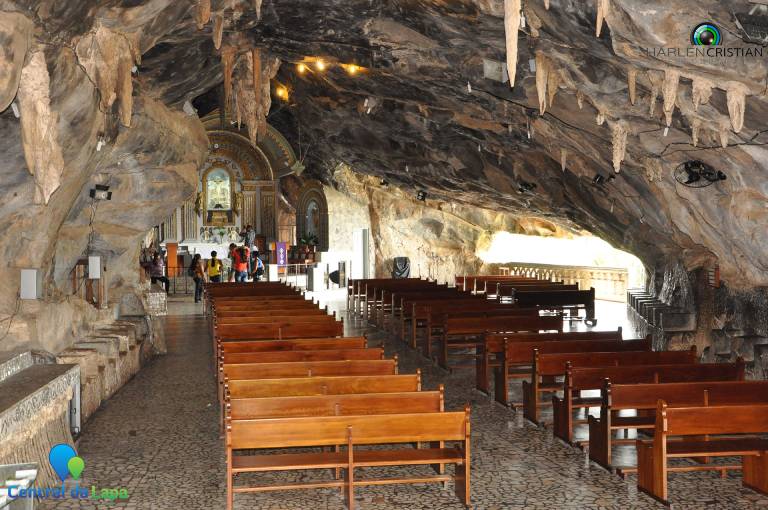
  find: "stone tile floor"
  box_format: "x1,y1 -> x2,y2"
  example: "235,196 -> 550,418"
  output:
38,294 -> 768,509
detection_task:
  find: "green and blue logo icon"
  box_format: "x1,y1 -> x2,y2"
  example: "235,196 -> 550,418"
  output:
5,444 -> 129,501
691,22 -> 722,46
49,444 -> 85,481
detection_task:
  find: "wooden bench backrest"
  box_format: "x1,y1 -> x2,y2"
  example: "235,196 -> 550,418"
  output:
535,346 -> 696,376
208,288 -> 301,298
227,373 -> 421,398
223,359 -> 397,380
219,337 -> 367,353
486,329 -> 622,351
660,401 -> 768,436
445,315 -> 562,334
607,376 -> 762,410
432,308 -> 539,322
217,321 -> 344,340
228,410 -> 469,448
569,361 -> 744,391
213,295 -> 308,304
228,388 -> 443,419
506,337 -> 649,363
216,314 -> 334,326
216,308 -> 327,318
222,348 -> 384,365
213,302 -> 316,312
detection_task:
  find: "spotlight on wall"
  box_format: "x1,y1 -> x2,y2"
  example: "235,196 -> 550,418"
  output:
297,63 -> 307,74
342,64 -> 361,75
315,59 -> 326,71
416,190 -> 427,201
89,184 -> 112,201
276,86 -> 289,101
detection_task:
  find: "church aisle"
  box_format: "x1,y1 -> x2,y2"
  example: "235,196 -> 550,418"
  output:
39,296 -> 768,509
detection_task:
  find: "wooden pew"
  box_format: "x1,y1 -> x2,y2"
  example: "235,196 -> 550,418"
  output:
363,280 -> 443,322
225,408 -> 471,510
215,312 -> 336,326
636,401 -> 768,505
389,291 -> 480,334
553,360 -> 746,444
215,307 -> 329,319
227,387 -> 443,419
348,278 -> 420,315
215,320 -> 344,340
588,376 -> 767,472
488,334 -> 646,403
227,373 -> 422,398
223,359 -> 398,382
435,315 -> 563,369
522,347 -> 698,423
221,347 -> 384,365
401,297 -> 509,346
218,337 -> 368,355
423,307 -> 540,356
477,329 -> 623,393
455,275 -> 541,294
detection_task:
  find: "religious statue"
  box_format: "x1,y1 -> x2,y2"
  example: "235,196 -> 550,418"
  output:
194,192 -> 203,215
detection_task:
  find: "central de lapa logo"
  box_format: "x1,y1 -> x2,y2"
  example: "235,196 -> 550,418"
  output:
5,444 -> 129,501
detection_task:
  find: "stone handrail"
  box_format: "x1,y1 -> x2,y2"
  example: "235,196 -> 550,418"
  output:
489,262 -> 628,303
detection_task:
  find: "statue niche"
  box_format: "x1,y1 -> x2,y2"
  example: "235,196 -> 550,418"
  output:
203,167 -> 235,226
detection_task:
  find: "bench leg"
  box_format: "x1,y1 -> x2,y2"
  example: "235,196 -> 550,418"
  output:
476,348 -> 489,394
636,440 -> 668,505
494,366 -> 509,407
455,445 -> 471,507
522,380 -> 537,423
226,447 -> 234,510
345,438 -> 355,510
587,414 -> 611,470
552,395 -> 571,443
743,452 -> 768,495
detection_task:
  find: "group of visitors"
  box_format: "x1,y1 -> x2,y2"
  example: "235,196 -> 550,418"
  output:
188,225 -> 266,303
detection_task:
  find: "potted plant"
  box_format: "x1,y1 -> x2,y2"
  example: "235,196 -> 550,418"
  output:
299,234 -> 318,253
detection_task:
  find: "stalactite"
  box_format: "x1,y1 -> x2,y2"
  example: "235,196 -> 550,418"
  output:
647,70 -> 663,117
547,67 -> 560,108
627,67 -> 637,105
596,111 -> 605,125
611,121 -> 628,172
117,50 -> 133,127
196,0 -> 211,29
596,0 -> 609,37
221,46 -> 235,114
560,148 -> 567,171
544,0 -> 550,9
691,76 -> 713,112
503,0 -> 521,88
251,47 -> 267,140
16,51 -> 65,205
253,0 -> 263,19
213,14 -> 224,50
725,81 -> 749,133
535,52 -> 549,113
662,69 -> 679,127
576,90 -> 584,109
719,121 -> 730,148
691,118 -> 700,147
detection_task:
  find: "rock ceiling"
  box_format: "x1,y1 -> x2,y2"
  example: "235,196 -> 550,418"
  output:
1,0 -> 767,292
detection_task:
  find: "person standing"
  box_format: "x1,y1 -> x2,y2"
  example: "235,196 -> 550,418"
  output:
227,243 -> 237,282
252,252 -> 265,282
149,253 -> 170,293
207,251 -> 223,283
189,254 -> 206,303
241,225 -> 257,273
233,245 -> 250,283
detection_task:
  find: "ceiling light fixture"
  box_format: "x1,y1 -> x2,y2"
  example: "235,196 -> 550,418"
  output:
276,86 -> 289,101
346,64 -> 360,75
297,63 -> 307,74
315,60 -> 326,71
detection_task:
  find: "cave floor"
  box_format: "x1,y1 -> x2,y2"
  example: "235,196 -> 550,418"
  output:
37,294 -> 768,510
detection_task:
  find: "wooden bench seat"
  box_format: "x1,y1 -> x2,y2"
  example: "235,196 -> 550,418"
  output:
435,315 -> 563,369
636,402 -> 768,505
215,321 -> 344,340
398,297 -> 499,344
522,347 -> 697,423
217,337 -> 368,363
225,409 -> 471,510
553,360 -> 746,444
222,359 -> 398,383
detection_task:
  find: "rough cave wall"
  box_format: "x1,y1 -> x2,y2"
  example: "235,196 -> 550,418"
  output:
0,2 -> 218,353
